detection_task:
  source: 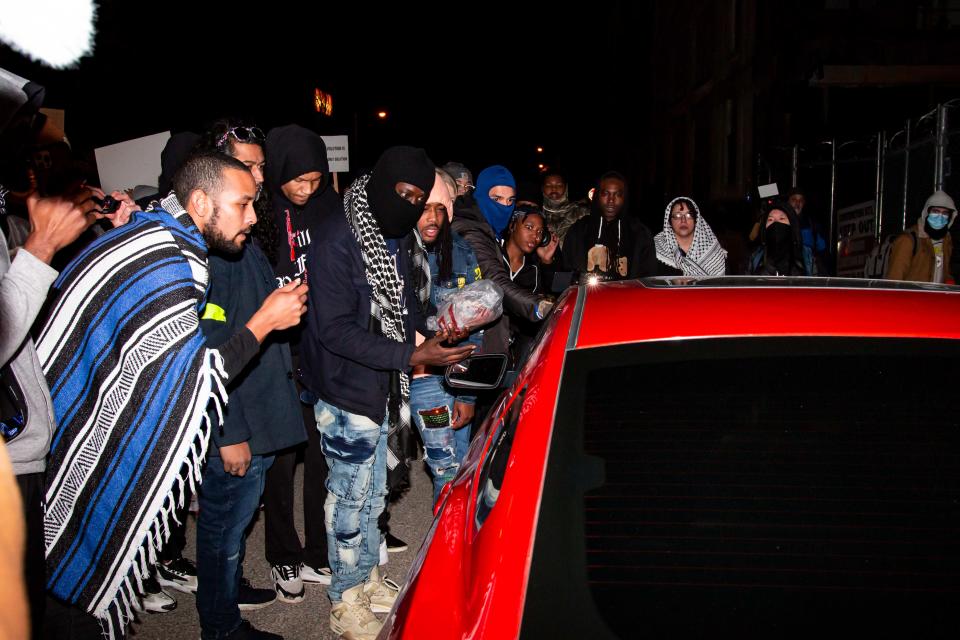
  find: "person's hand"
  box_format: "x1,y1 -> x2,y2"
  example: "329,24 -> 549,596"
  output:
409,333 -> 475,367
451,401 -> 475,429
537,234 -> 559,264
219,442 -> 252,476
22,186 -> 101,264
536,299 -> 554,320
105,190 -> 137,228
246,279 -> 308,342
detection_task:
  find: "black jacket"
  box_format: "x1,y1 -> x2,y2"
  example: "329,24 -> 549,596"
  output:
201,245 -> 306,456
561,213 -> 657,280
299,211 -> 429,425
452,193 -> 543,356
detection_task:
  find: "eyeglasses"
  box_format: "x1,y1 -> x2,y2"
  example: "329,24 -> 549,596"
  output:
217,126 -> 265,149
670,212 -> 696,221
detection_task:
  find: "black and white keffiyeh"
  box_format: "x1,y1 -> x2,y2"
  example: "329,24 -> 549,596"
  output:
654,196 -> 727,276
343,174 -> 414,482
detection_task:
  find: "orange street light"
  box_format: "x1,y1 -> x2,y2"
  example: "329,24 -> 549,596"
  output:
536,146 -> 544,153
377,111 -> 388,119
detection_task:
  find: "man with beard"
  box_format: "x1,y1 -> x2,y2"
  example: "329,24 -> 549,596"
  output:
301,147 -> 474,639
38,153 -> 308,638
541,171 -> 589,246
885,190 -> 956,283
561,171 -> 656,281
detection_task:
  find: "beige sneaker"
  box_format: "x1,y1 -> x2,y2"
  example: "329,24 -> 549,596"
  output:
363,564 -> 401,614
330,582 -> 381,640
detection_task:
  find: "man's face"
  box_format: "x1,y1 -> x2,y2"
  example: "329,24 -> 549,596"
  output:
542,175 -> 566,202
231,142 -> 266,188
488,185 -> 516,207
454,175 -> 473,196
670,201 -> 696,239
280,171 -> 323,206
788,193 -> 805,216
204,168 -> 258,253
598,178 -> 625,220
395,181 -> 427,206
417,202 -> 446,245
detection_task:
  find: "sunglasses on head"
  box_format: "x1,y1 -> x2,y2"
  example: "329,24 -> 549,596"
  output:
217,126 -> 265,149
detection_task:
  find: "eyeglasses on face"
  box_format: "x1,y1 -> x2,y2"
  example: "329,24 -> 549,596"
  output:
670,212 -> 695,221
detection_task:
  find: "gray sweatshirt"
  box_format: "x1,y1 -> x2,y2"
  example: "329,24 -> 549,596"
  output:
1,226 -> 57,474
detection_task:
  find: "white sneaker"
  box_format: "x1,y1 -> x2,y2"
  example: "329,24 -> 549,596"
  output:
378,540 -> 388,566
301,564 -> 332,585
271,564 -> 305,603
141,576 -> 177,613
363,565 -> 401,614
330,582 -> 381,640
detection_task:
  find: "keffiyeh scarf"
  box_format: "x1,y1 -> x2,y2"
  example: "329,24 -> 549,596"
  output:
344,174 -> 414,486
654,196 -> 727,276
38,194 -> 227,637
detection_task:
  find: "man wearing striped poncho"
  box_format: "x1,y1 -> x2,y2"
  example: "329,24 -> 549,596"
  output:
37,152 -> 308,638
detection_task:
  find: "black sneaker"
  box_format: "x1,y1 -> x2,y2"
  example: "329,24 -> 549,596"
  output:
223,620 -> 283,639
156,556 -> 198,594
238,578 -> 277,611
385,532 -> 408,553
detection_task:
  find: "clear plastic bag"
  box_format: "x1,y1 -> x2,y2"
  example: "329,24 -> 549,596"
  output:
427,279 -> 503,333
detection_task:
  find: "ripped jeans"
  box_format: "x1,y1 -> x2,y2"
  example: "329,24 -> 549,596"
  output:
409,375 -> 472,505
315,398 -> 388,602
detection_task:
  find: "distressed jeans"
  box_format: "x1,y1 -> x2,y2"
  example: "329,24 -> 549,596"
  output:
315,398 -> 388,602
409,375 -> 472,504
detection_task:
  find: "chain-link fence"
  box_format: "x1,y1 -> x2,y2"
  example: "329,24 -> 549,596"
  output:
758,100 -> 960,278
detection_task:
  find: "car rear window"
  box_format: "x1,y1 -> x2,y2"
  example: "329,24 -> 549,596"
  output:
521,338 -> 960,638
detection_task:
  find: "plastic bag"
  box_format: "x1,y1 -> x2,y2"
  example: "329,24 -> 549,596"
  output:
427,279 -> 503,333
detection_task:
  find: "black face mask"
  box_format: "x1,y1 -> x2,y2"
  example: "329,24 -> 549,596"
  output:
366,146 -> 435,239
924,218 -> 950,240
766,222 -> 792,253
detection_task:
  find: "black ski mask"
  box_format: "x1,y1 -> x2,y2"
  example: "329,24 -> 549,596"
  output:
366,146 -> 435,239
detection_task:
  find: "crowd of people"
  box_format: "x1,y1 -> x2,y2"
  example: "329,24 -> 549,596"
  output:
2,64 -> 958,640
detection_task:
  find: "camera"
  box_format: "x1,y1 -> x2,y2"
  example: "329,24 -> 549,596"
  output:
92,195 -> 121,214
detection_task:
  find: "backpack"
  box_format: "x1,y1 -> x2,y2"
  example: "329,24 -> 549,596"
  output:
864,231 -> 917,279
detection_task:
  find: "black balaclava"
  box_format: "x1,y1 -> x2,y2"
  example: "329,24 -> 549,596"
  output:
264,124 -> 330,197
366,146 -> 435,239
761,202 -> 803,275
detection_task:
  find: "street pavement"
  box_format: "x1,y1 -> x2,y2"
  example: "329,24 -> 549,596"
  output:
132,461 -> 435,639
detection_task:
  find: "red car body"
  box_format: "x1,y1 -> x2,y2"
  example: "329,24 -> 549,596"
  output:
381,278 -> 960,639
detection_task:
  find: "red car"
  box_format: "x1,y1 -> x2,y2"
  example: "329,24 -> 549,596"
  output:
382,277 -> 960,639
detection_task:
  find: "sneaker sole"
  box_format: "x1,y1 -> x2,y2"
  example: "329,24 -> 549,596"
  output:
156,577 -> 197,594
385,546 -> 407,553
274,582 -> 305,604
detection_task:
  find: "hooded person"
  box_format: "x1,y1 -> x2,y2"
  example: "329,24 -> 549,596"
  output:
749,200 -> 810,276
452,164 -> 551,360
561,170 -> 656,281
259,124 -> 341,605
299,146 -> 475,639
263,124 -> 340,289
654,196 -> 727,276
884,190 -> 956,283
541,171 -> 590,245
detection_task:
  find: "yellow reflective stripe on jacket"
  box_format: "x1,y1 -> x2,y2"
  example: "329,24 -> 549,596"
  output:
201,303 -> 226,322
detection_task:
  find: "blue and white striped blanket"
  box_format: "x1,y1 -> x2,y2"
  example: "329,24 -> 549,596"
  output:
37,199 -> 226,637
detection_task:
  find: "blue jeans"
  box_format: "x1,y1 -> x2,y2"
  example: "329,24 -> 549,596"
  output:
315,398 -> 388,602
409,375 -> 472,504
196,453 -> 273,639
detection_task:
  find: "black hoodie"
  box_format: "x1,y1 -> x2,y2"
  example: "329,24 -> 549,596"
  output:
264,124 -> 342,288
560,174 -> 656,280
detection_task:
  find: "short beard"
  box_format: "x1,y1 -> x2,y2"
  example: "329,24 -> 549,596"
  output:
203,205 -> 244,254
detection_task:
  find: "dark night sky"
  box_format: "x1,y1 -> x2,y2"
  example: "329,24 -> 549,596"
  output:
0,0 -> 653,195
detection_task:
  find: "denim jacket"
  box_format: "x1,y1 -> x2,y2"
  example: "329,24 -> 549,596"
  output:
427,230 -> 484,403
